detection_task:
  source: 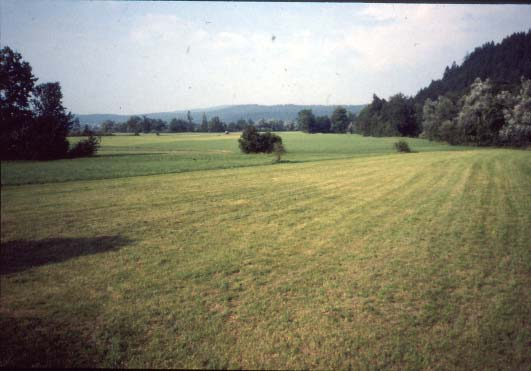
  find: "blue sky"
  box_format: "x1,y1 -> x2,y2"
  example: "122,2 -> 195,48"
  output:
2,1 -> 531,114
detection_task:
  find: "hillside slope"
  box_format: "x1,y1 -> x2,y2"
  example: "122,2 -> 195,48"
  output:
76,104 -> 366,126
415,29 -> 531,103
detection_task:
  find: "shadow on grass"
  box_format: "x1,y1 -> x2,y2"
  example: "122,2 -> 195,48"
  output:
0,236 -> 132,275
95,152 -> 166,158
272,159 -> 304,164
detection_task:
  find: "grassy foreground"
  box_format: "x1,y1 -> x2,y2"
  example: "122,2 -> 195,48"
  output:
1,134 -> 530,368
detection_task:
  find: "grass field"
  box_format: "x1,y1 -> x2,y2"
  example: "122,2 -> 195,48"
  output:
1,133 -> 530,368
1,132 -> 473,185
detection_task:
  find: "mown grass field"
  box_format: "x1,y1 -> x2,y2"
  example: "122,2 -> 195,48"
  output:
1,132 -> 472,185
1,133 -> 530,369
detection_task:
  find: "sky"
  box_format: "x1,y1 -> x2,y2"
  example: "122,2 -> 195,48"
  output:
1,1 -> 531,115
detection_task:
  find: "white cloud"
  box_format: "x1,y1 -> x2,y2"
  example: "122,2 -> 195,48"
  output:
8,1 -> 529,113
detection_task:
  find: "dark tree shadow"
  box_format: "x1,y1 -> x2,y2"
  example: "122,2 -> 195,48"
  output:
0,236 -> 132,275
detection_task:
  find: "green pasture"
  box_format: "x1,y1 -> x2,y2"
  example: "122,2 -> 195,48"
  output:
1,133 -> 530,368
1,132 -> 472,185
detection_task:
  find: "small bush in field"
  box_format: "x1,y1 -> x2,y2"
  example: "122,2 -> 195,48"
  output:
394,140 -> 411,153
239,126 -> 282,154
69,135 -> 100,158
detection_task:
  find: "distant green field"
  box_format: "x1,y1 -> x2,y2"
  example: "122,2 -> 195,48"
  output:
1,133 -> 530,368
1,132 -> 473,185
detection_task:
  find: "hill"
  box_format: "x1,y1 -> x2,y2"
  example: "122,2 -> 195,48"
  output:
414,29 -> 531,104
75,104 -> 366,126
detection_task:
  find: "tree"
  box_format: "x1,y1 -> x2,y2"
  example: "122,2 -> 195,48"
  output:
126,115 -> 142,134
187,110 -> 194,127
169,118 -> 189,132
456,78 -> 505,145
27,82 -> 76,159
385,94 -> 419,136
421,96 -> 458,141
238,126 -> 282,153
208,116 -> 225,132
0,46 -> 38,158
330,106 -> 349,133
100,119 -> 116,134
297,109 -> 316,133
199,113 -> 208,132
315,115 -> 331,133
499,77 -> 531,146
238,125 -> 261,153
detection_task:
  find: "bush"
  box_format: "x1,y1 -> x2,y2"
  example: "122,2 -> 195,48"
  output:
68,135 -> 100,158
239,126 -> 282,153
394,140 -> 411,153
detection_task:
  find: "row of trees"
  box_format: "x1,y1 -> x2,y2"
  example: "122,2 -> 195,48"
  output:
296,106 -> 355,133
350,30 -> 530,146
353,93 -> 420,137
421,77 -> 531,146
94,115 -> 298,135
1,46 -> 98,160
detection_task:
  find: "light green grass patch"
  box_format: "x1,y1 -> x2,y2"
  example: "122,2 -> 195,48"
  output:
1,142 -> 530,368
1,132 -> 474,185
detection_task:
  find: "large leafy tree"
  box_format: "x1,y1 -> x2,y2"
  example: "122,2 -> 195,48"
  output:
330,106 -> 349,133
297,109 -> 316,133
456,78 -> 506,145
421,96 -> 458,141
1,46 -> 95,159
499,78 -> 531,146
384,94 -> 419,137
0,46 -> 37,158
27,82 -> 76,159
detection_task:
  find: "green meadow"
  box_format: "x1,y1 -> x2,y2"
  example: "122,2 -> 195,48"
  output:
1,133 -> 530,368
1,132 -> 472,186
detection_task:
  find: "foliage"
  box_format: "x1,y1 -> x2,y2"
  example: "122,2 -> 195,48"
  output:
207,116 -> 226,132
0,46 -> 37,159
330,106 -> 350,133
421,96 -> 459,141
296,107 -> 353,134
415,30 -> 531,105
499,77 -> 531,146
394,140 -> 411,153
238,126 -> 282,153
354,94 -> 421,137
421,78 -> 531,147
68,135 -> 100,158
169,118 -> 193,132
314,115 -> 331,133
199,113 -> 209,132
297,109 -> 316,133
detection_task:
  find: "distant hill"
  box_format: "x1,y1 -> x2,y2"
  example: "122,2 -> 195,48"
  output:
76,104 -> 366,126
414,29 -> 531,104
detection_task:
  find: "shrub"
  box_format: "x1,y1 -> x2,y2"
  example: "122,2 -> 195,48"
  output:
394,140 -> 411,153
238,126 -> 261,153
68,135 -> 100,158
239,126 -> 283,153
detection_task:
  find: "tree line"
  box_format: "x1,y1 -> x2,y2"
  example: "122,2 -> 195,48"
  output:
92,115 -> 299,135
1,46 -> 98,160
349,29 -> 531,146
